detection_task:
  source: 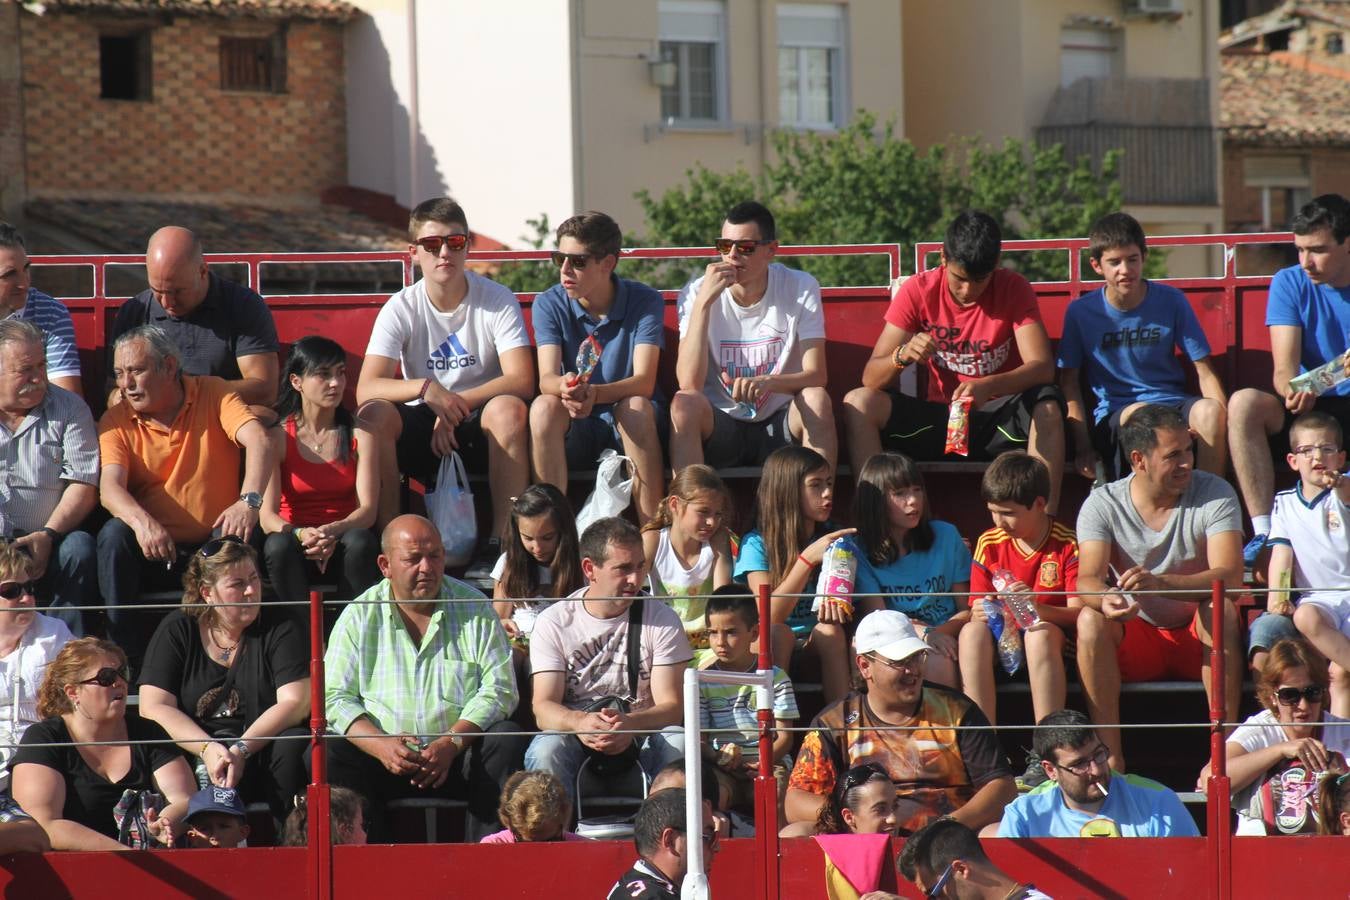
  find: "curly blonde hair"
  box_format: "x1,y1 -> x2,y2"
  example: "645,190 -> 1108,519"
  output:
36,637 -> 127,719
181,538 -> 259,629
497,770 -> 571,840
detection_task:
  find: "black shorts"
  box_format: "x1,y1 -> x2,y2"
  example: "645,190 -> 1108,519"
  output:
395,402 -> 489,488
1092,396 -> 1205,481
880,384 -> 1066,461
704,405 -> 794,468
1269,394 -> 1350,458
563,400 -> 670,470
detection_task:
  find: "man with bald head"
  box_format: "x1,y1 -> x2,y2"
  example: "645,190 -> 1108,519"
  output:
323,514 -> 524,841
109,226 -> 279,407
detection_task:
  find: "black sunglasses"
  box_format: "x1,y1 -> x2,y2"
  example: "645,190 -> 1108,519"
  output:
1276,685 -> 1325,706
714,238 -> 771,255
199,535 -> 246,558
550,250 -> 600,270
837,763 -> 889,801
79,666 -> 128,688
412,234 -> 470,255
0,581 -> 37,601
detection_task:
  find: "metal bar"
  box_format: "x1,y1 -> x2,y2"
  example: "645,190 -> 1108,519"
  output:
1206,578 -> 1232,900
307,589 -> 332,900
755,583 -> 779,900
682,668 -> 710,900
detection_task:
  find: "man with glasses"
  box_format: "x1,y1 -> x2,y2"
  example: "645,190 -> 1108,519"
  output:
1228,194 -> 1350,567
1075,403 -> 1243,773
358,197 -> 533,571
528,212 -> 666,523
996,709 -> 1198,838
879,818 -> 1052,900
98,324 -> 274,667
670,200 -> 837,472
109,226 -> 279,409
0,319 -> 97,634
785,609 -> 1016,835
606,788 -> 717,900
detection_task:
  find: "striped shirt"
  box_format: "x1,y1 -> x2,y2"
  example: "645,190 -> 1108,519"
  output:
325,575 -> 517,737
699,661 -> 798,752
9,289 -> 80,379
0,384 -> 99,534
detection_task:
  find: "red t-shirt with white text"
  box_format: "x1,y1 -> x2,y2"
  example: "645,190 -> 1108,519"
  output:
884,266 -> 1042,402
968,521 -> 1079,608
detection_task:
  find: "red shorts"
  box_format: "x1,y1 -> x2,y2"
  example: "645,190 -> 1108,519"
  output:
1116,614 -> 1205,682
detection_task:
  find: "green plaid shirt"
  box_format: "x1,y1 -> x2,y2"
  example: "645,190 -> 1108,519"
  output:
325,576 -> 517,737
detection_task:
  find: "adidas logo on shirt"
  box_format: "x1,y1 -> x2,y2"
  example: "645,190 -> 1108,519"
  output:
427,332 -> 477,371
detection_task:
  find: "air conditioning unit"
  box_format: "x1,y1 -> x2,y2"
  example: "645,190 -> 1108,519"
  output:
1123,0 -> 1184,15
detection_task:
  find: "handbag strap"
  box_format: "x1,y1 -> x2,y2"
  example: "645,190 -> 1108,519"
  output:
625,598 -> 643,704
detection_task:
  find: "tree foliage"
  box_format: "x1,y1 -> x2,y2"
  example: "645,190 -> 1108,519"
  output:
630,111 -> 1161,288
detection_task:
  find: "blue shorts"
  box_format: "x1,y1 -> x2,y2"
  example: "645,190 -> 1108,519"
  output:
1246,610 -> 1299,656
564,400 -> 669,470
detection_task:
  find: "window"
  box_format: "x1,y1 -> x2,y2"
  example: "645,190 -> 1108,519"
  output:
220,31 -> 287,93
99,31 -> 152,101
1327,32 -> 1344,55
1060,26 -> 1120,88
659,1 -> 726,123
1243,154 -> 1311,230
778,3 -> 846,130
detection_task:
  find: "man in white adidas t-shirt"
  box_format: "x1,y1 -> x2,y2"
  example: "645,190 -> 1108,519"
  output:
670,201 -> 836,471
357,198 -> 534,566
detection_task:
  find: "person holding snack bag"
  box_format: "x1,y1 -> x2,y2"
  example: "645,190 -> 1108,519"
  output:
844,210 -> 1067,514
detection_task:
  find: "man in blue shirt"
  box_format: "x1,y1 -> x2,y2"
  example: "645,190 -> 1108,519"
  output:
1058,212 -> 1227,481
529,212 -> 666,522
996,709 -> 1199,838
1228,194 -> 1350,566
0,224 -> 83,396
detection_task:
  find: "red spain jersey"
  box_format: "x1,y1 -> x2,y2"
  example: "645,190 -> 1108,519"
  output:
968,520 -> 1078,607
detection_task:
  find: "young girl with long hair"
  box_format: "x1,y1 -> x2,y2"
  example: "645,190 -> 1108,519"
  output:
853,452 -> 972,688
492,484 -> 583,648
642,464 -> 734,650
260,336 -> 380,622
734,446 -> 854,704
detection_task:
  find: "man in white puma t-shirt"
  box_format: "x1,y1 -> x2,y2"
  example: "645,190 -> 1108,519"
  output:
357,198 -> 534,570
670,201 -> 836,472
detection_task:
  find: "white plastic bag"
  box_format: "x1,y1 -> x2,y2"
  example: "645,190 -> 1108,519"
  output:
426,451 -> 477,566
575,450 -> 634,535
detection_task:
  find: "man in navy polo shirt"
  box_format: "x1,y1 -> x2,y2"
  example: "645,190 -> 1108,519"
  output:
0,223 -> 83,397
109,226 -> 279,410
529,212 -> 666,522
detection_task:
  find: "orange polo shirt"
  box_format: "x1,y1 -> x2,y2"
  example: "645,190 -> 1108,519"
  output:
98,375 -> 256,544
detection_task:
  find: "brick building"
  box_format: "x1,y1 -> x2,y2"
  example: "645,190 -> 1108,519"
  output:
1221,1 -> 1350,237
0,0 -> 413,265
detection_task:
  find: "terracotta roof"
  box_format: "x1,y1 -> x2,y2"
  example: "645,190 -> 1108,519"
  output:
1221,52 -> 1350,146
26,197 -> 407,254
26,0 -> 358,22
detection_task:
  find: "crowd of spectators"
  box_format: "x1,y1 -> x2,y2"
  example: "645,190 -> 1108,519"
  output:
1,192 -> 1350,857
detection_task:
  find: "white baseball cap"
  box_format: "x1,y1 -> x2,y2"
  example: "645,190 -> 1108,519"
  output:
854,609 -> 930,662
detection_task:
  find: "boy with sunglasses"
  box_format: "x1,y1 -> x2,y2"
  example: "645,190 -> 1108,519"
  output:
996,709 -> 1197,838
529,212 -> 666,523
670,200 -> 836,472
1255,411 -> 1350,708
358,198 -> 533,570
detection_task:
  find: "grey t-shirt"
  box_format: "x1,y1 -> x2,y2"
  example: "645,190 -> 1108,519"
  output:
1076,470 -> 1241,628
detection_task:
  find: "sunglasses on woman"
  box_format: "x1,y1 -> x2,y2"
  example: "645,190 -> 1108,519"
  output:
79,666 -> 129,688
0,581 -> 37,601
1275,685 -> 1325,706
412,234 -> 470,255
199,535 -> 246,558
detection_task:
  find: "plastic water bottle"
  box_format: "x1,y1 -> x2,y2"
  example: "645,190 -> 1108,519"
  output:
982,598 -> 1024,675
992,568 -> 1041,630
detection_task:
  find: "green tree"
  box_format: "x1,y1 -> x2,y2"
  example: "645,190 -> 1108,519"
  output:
630,111 -> 1162,288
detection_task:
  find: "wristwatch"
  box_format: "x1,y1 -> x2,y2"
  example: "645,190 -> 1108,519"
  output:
231,740 -> 251,759
239,492 -> 263,510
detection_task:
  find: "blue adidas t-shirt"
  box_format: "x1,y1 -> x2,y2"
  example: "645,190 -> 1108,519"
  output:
1266,263 -> 1350,397
854,520 -> 972,626
998,773 -> 1200,838
1057,282 -> 1211,423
